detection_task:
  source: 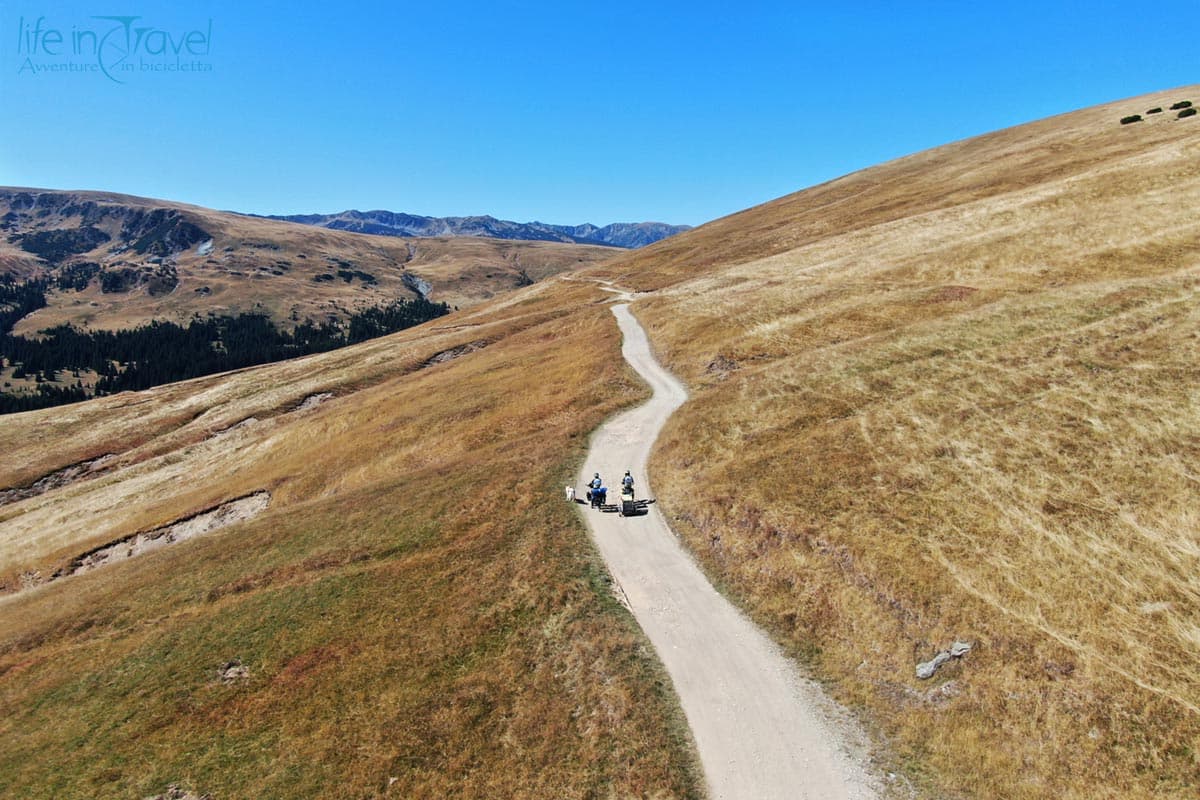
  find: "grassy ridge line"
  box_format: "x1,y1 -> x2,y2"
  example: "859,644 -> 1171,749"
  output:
632,86 -> 1200,798
596,85 -> 1199,295
0,280 -> 703,798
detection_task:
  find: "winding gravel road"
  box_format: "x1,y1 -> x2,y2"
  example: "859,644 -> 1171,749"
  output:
576,298 -> 881,800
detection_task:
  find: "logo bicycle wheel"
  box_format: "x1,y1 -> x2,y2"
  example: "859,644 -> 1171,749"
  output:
94,16 -> 141,84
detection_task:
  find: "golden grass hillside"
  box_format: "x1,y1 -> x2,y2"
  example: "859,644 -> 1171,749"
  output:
601,86 -> 1200,798
0,278 -> 701,798
6,84 -> 1198,800
0,188 -> 617,332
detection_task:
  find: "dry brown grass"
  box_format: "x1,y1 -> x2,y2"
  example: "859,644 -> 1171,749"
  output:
0,277 -> 701,798
626,86 -> 1200,798
5,85 -> 1198,799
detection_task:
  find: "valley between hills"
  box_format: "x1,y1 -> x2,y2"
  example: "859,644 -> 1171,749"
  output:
0,189 -> 624,410
1,85 -> 1199,799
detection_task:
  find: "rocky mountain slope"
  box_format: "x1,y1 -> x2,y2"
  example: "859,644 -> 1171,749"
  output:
0,188 -> 618,333
263,209 -> 691,248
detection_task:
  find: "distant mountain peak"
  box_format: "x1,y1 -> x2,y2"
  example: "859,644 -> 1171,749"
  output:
260,209 -> 691,249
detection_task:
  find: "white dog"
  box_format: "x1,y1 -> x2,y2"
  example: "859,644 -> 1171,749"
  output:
565,485 -> 575,502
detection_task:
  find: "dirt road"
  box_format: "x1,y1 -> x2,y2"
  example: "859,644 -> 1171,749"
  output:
577,300 -> 881,800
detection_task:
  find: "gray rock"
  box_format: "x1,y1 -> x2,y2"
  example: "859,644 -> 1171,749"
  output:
219,659 -> 250,684
915,651 -> 951,679
402,271 -> 433,299
916,640 -> 972,679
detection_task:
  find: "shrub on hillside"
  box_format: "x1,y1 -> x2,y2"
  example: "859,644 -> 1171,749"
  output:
337,268 -> 377,284
1146,107 -> 1163,114
1169,100 -> 1192,110
1120,115 -> 1143,125
99,268 -> 141,293
1178,107 -> 1197,119
55,262 -> 100,292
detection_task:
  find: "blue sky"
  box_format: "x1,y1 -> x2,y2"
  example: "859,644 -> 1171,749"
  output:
1,1 -> 1196,226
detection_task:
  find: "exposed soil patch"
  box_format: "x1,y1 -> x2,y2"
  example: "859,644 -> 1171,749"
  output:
295,392 -> 334,411
0,454 -> 115,506
208,417 -> 260,440
421,339 -> 488,367
204,394 -> 334,442
55,491 -> 270,580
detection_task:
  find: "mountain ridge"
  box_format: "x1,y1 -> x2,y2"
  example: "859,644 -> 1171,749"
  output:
258,209 -> 691,249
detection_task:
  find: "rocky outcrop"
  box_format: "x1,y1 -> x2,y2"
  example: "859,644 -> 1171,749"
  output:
120,208 -> 210,256
13,226 -> 112,264
0,189 -> 211,263
402,271 -> 432,299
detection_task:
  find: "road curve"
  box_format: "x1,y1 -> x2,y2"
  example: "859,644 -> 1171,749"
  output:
577,300 -> 880,800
